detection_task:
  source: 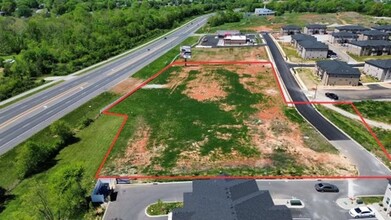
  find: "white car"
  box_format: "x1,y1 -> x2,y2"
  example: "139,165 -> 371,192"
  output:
349,206 -> 375,218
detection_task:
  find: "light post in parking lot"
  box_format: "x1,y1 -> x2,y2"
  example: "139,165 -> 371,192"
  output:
314,83 -> 318,100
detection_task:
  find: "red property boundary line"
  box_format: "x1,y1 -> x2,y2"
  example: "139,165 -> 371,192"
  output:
94,60 -> 391,180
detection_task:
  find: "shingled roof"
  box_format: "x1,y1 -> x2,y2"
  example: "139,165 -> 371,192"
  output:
306,24 -> 327,29
172,179 -> 292,220
331,31 -> 358,38
373,25 -> 391,31
361,30 -> 389,36
365,59 -> 391,69
291,34 -> 317,42
317,60 -> 361,76
297,40 -> 328,50
335,25 -> 370,31
349,40 -> 391,47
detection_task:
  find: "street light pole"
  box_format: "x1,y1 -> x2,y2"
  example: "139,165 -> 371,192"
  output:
314,83 -> 318,100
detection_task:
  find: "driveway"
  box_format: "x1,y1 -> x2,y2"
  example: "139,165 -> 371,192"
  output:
103,179 -> 389,220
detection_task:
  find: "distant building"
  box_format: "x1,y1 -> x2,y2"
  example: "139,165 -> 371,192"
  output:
358,30 -> 389,41
224,35 -> 247,45
254,6 -> 275,16
291,34 -> 317,48
334,25 -> 370,34
347,40 -> 391,56
316,60 -> 361,86
216,30 -> 241,38
170,179 -> 292,220
372,25 -> 391,35
296,40 -> 328,59
280,25 -> 301,36
364,59 -> 391,81
330,32 -> 358,44
303,24 -> 327,35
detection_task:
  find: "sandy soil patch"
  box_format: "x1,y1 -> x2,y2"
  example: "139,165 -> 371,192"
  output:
111,78 -> 144,95
191,47 -> 268,61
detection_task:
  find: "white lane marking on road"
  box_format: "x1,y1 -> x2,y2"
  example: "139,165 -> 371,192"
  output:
347,179 -> 355,198
0,82 -> 88,129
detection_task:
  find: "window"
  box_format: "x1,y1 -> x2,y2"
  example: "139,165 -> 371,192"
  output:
386,197 -> 390,204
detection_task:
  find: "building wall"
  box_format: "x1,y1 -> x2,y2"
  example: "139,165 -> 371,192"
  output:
301,48 -> 328,59
304,27 -> 326,35
224,39 -> 246,45
281,29 -> 301,36
364,63 -> 390,81
347,44 -> 363,55
382,183 -> 391,211
323,73 -> 360,86
330,36 -> 357,44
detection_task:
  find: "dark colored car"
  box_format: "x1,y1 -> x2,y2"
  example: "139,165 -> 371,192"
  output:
315,183 -> 339,192
325,92 -> 339,100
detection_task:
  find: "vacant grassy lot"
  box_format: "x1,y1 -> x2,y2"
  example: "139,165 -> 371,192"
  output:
101,62 -> 354,177
197,12 -> 381,34
337,101 -> 391,124
0,92 -> 121,219
317,104 -> 391,168
295,68 -> 320,90
191,47 -> 268,61
360,73 -> 380,83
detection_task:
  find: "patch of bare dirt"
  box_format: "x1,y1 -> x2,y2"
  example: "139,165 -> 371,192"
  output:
111,78 -> 144,95
181,66 -> 228,102
191,47 -> 267,61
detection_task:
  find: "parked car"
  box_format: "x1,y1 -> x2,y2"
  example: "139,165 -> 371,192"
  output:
349,206 -> 375,218
314,182 -> 339,192
325,92 -> 339,100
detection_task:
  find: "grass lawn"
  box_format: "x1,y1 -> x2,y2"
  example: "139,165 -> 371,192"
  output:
337,101 -> 391,124
0,92 -> 120,219
197,12 -> 381,34
360,73 -> 379,83
348,53 -> 391,62
147,200 -> 183,216
283,107 -> 338,154
133,36 -> 199,79
358,196 -> 383,205
317,104 -> 391,168
295,68 -> 320,90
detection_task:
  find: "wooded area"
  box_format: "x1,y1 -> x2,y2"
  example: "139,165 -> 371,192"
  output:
0,0 -> 228,101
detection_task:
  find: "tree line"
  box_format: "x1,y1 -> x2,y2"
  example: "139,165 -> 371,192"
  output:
0,1 -> 229,101
244,0 -> 391,17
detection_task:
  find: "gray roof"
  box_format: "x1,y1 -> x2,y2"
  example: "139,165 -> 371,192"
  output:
373,25 -> 391,31
317,60 -> 361,76
291,34 -> 317,42
172,179 -> 292,220
297,40 -> 328,50
306,24 -> 327,29
349,40 -> 391,47
361,30 -> 389,36
335,25 -> 370,31
282,25 -> 301,30
331,31 -> 358,38
365,59 -> 391,69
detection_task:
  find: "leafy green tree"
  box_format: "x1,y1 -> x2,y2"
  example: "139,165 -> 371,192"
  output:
15,141 -> 51,178
15,4 -> 32,17
1,0 -> 16,15
50,120 -> 74,145
49,165 -> 87,219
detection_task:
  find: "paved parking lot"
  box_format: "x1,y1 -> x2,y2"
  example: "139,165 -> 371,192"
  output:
198,34 -> 259,48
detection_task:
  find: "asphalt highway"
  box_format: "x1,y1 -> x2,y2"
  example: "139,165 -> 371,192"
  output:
0,15 -> 210,155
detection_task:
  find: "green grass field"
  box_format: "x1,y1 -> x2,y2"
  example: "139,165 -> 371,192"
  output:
337,101 -> 391,124
349,53 -> 391,62
147,200 -> 183,216
0,92 -> 120,219
317,104 -> 391,167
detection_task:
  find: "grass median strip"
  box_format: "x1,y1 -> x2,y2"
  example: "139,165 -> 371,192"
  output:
147,200 -> 183,216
